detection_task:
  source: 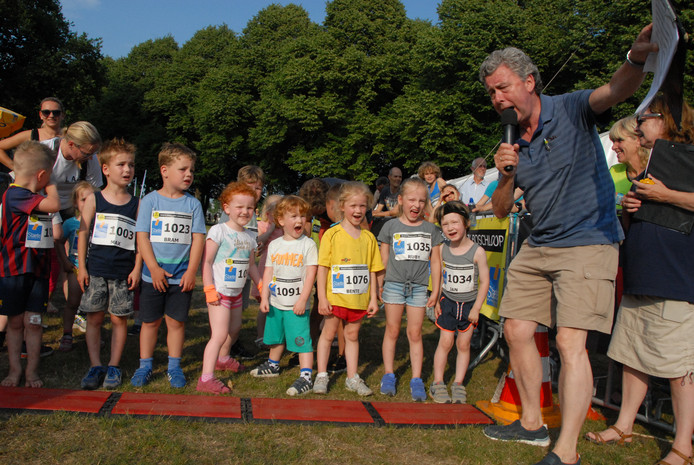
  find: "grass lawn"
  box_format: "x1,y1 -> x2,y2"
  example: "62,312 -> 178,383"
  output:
0,277 -> 677,465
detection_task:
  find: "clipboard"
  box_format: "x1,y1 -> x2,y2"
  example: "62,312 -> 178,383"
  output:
633,139 -> 694,234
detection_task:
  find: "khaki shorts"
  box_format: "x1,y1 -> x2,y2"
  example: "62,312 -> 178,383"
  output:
499,243 -> 618,333
608,295 -> 694,378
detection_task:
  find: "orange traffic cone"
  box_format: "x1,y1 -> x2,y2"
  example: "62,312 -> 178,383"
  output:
476,325 -> 562,428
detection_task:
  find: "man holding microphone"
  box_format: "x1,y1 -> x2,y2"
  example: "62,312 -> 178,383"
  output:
480,25 -> 657,465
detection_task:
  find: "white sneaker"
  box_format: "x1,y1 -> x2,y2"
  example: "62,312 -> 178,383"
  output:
313,373 -> 329,394
345,374 -> 372,396
73,314 -> 87,333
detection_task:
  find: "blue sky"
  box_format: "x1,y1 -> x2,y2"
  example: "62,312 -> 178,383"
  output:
60,0 -> 441,59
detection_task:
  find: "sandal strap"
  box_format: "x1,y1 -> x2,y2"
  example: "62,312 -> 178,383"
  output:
608,425 -> 633,442
656,448 -> 694,465
670,448 -> 693,464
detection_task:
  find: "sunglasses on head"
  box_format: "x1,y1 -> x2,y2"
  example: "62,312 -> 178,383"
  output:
41,109 -> 62,117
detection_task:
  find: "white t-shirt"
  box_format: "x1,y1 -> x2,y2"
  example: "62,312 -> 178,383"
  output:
264,235 -> 318,310
207,223 -> 257,297
51,148 -> 103,209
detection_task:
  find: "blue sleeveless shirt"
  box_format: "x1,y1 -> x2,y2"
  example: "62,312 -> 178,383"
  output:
86,192 -> 138,279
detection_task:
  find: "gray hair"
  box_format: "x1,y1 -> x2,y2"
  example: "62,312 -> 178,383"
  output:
471,157 -> 487,170
479,47 -> 543,95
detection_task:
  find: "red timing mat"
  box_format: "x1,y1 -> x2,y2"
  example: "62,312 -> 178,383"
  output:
250,397 -> 374,424
0,386 -> 111,413
0,387 -> 494,426
371,401 -> 494,426
112,392 -> 242,418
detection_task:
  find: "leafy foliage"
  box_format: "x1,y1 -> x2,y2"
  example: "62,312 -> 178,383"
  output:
5,0 -> 694,199
0,0 -> 104,126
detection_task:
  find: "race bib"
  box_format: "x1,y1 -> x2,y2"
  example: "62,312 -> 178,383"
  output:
392,232 -> 431,261
91,212 -> 136,250
25,214 -> 54,249
331,264 -> 369,295
442,260 -> 475,294
269,276 -> 303,307
150,211 -> 192,244
222,258 -> 249,290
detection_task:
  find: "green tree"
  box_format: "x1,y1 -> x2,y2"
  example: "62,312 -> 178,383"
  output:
0,0 -> 104,126
85,37 -> 178,192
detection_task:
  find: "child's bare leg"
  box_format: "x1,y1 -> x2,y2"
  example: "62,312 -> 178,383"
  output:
86,311 -> 105,367
256,309 -> 267,342
165,315 -> 185,358
218,335 -> 232,359
433,330 -> 455,383
108,314 -> 128,367
24,312 -> 43,387
316,316 -> 339,372
336,322 -> 345,356
139,318 -> 162,359
298,351 -> 313,370
202,303 -> 230,375
454,328 -> 474,384
62,274 -> 81,335
382,303 -> 404,374
405,305 -> 425,378
2,314 -> 24,386
266,344 -> 285,365
222,305 -> 243,358
343,320 -> 362,378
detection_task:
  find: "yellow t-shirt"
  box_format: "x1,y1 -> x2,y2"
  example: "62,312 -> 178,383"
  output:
318,224 -> 384,310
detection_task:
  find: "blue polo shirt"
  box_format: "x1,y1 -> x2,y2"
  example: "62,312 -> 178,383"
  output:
512,90 -> 623,247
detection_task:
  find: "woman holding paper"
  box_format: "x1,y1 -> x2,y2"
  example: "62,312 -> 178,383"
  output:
586,94 -> 694,465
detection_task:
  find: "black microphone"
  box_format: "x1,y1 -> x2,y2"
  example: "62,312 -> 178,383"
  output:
501,108 -> 518,172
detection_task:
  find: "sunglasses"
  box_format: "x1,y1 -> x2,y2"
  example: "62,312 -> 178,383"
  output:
41,109 -> 62,117
636,113 -> 662,125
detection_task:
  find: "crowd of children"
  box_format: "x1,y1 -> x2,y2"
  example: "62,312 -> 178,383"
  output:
0,142 -> 489,403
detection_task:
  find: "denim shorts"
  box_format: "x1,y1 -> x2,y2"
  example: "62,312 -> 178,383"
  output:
381,281 -> 428,307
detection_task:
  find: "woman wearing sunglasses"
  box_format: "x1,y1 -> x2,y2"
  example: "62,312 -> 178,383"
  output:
0,97 -> 65,171
586,94 -> 694,465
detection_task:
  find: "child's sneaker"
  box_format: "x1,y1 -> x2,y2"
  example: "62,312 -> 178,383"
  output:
345,374 -> 372,396
58,334 -> 73,352
102,366 -> 122,389
249,361 -> 280,378
130,367 -> 153,387
410,377 -> 426,402
196,376 -> 231,395
451,383 -> 467,404
73,314 -> 87,333
380,373 -> 396,396
429,381 -> 451,403
166,367 -> 187,388
215,357 -> 245,373
81,365 -> 107,390
286,377 -> 312,396
313,373 -> 329,394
